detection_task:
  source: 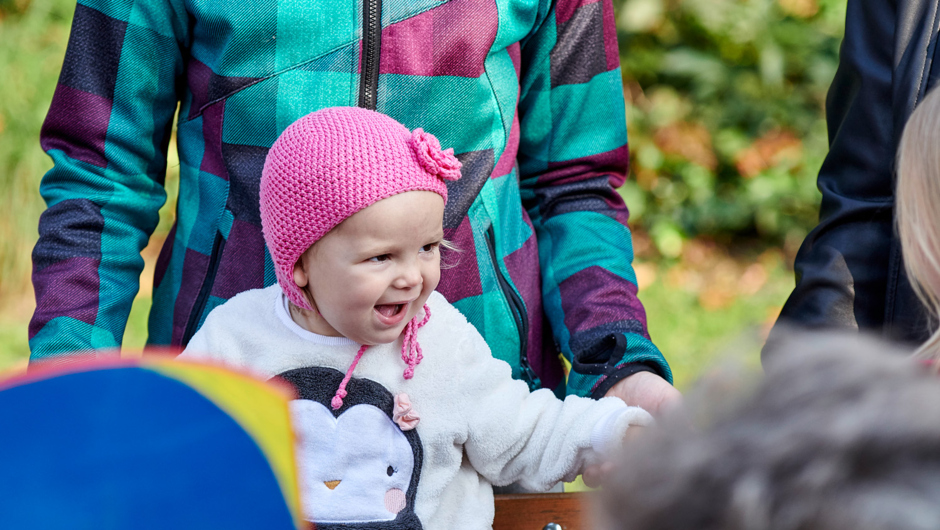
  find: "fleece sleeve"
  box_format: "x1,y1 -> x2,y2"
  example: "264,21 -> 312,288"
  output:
516,0 -> 673,397
28,0 -> 188,364
456,324 -> 651,491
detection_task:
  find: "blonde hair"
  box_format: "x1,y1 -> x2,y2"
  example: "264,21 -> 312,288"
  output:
439,238 -> 462,270
897,87 -> 940,359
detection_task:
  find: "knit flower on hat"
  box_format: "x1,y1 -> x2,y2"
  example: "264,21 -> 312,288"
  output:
410,128 -> 462,181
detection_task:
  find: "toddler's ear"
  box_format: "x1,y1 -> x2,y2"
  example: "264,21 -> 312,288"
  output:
293,261 -> 309,288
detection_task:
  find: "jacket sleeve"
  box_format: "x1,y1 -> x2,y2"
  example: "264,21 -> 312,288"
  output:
28,0 -> 188,364
456,325 -> 651,490
770,0 -> 936,346
516,0 -> 673,396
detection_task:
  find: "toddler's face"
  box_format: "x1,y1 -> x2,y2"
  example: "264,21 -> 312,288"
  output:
292,191 -> 444,345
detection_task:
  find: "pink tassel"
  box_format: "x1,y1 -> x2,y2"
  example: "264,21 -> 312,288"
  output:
331,344 -> 369,410
401,305 -> 431,379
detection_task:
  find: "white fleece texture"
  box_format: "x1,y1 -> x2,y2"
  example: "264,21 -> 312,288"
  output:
181,286 -> 652,529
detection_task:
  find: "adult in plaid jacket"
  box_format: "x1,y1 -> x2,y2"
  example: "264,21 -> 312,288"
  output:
31,0 -> 677,407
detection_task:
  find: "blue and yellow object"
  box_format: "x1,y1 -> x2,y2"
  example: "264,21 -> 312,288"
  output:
0,356 -> 304,529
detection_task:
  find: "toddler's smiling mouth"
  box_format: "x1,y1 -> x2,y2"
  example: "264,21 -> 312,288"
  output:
375,303 -> 404,317
374,301 -> 411,326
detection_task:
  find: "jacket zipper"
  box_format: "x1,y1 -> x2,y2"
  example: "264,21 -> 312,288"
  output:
485,226 -> 540,390
358,0 -> 382,110
182,231 -> 225,345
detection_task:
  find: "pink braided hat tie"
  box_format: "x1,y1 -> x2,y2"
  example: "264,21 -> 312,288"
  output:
331,304 -> 432,410
401,304 -> 431,379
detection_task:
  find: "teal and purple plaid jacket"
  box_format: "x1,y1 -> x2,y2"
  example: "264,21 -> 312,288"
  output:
31,0 -> 672,396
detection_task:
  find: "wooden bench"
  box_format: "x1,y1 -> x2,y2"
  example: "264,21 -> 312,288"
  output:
493,492 -> 588,530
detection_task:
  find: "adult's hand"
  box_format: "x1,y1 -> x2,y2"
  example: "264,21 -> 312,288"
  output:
581,373 -> 682,487
603,371 -> 682,417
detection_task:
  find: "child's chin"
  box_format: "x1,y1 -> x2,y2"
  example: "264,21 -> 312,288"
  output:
361,326 -> 407,346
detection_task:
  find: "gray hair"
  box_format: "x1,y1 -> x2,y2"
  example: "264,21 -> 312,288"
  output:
601,332 -> 940,530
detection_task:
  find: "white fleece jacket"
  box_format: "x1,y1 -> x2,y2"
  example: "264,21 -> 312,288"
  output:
180,285 -> 651,530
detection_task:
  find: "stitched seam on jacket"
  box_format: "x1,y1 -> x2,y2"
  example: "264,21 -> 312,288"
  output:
179,39 -> 356,124
884,239 -> 902,326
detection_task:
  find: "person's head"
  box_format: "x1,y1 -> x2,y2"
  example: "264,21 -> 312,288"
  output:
897,87 -> 940,357
600,332 -> 940,530
259,107 -> 461,346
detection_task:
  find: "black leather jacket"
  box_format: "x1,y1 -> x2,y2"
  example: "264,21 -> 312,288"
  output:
770,0 -> 940,347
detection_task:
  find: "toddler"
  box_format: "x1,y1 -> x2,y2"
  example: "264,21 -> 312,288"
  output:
180,107 -> 651,529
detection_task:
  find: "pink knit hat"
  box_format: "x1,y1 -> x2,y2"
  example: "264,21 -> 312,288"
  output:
260,107 -> 461,411
260,106 -> 461,311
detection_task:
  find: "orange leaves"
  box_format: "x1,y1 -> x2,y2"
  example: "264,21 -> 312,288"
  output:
653,122 -> 718,171
778,0 -> 819,18
734,129 -> 803,178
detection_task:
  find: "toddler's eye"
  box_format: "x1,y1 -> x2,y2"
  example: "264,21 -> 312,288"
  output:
421,243 -> 437,253
387,465 -> 395,476
369,254 -> 390,262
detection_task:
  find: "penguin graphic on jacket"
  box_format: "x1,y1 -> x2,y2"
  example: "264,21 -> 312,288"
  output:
278,366 -> 424,529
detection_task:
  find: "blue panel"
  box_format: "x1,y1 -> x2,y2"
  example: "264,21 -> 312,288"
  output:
0,367 -> 294,529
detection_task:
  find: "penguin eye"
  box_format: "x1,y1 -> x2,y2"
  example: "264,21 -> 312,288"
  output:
387,465 -> 395,477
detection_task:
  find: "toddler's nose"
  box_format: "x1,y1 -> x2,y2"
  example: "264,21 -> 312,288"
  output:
393,263 -> 423,290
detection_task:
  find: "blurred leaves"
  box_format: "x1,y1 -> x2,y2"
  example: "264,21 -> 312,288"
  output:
0,0 -> 32,17
0,0 -> 72,300
616,0 -> 843,255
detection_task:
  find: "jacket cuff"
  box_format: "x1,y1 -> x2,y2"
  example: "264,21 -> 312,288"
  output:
589,362 -> 658,399
569,332 -> 671,399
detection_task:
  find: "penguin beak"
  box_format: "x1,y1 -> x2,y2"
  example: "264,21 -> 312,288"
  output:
324,480 -> 341,490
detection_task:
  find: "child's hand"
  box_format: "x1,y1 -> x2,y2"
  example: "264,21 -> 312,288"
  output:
582,461 -> 614,488
603,372 -> 682,417
582,424 -> 647,487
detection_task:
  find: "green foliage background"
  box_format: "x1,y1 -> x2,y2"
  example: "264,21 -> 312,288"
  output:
614,0 -> 841,256
0,0 -> 841,381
